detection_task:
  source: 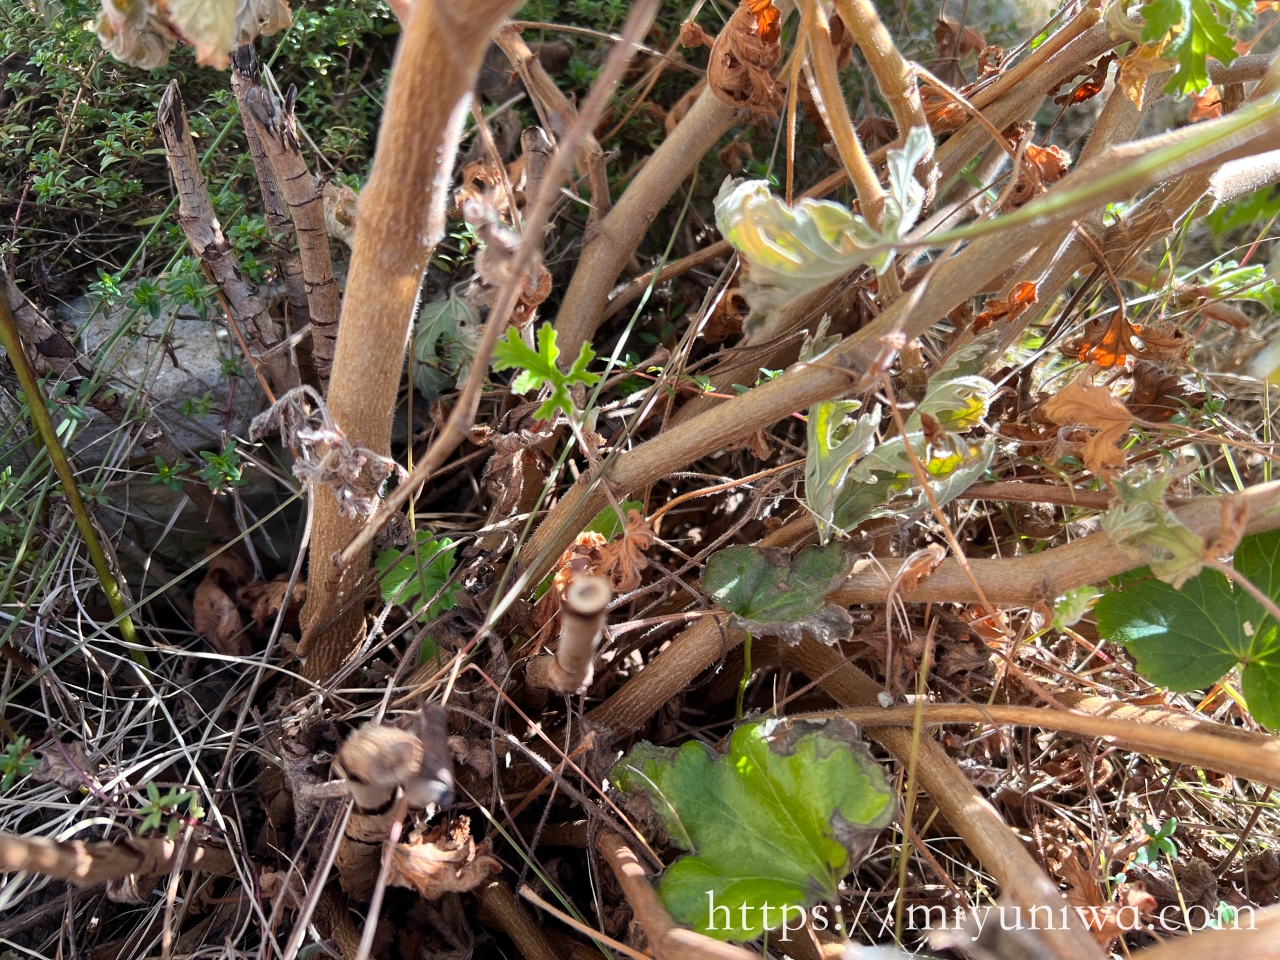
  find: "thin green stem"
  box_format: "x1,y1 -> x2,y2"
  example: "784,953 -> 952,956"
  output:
0,294 -> 148,667
737,630 -> 753,719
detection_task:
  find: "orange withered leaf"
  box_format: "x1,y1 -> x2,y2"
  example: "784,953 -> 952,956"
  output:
1187,85 -> 1223,122
972,280 -> 1038,332
746,0 -> 781,43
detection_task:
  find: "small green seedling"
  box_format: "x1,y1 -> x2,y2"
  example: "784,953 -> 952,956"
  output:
199,441 -> 246,495
490,323 -> 599,422
138,781 -> 204,838
1134,817 -> 1178,866
376,530 -> 459,618
0,737 -> 37,791
150,457 -> 189,492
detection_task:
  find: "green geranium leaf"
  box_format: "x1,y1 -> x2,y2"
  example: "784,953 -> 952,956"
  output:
1095,528 -> 1280,728
375,529 -> 459,620
611,718 -> 894,941
491,323 -> 599,422
411,291 -> 480,401
703,542 -> 853,644
1138,0 -> 1251,98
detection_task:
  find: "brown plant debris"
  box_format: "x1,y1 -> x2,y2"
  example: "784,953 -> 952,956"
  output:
704,0 -> 784,117
934,16 -> 985,58
1042,377 -> 1135,477
973,280 -> 1039,333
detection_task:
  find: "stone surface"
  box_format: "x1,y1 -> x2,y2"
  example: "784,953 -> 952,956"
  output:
55,294 -> 262,462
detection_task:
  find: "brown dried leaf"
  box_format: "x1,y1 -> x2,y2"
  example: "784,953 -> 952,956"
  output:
828,8 -> 854,69
704,288 -> 747,343
388,817 -> 501,899
237,576 -> 307,630
1067,314 -> 1143,368
921,84 -> 967,133
1131,324 -> 1190,362
1115,45 -> 1176,109
718,140 -> 754,173
1187,85 -> 1223,121
34,742 -> 96,792
680,19 -> 714,47
892,544 -> 947,594
934,16 -> 985,58
260,867 -> 306,910
195,572 -> 248,656
532,532 -> 608,639
1053,54 -> 1115,106
1026,142 -> 1070,183
976,45 -> 1006,80
1060,855 -> 1157,949
322,180 -> 358,247
706,0 -> 784,117
597,509 -> 655,593
973,280 -> 1038,333
855,116 -> 897,153
1125,361 -> 1206,422
1043,378 -> 1134,477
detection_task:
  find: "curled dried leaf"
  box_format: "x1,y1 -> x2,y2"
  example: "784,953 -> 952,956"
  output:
934,16 -> 985,58
706,0 -> 784,117
1125,361 -> 1206,421
891,544 -> 948,594
322,180 -> 358,247
680,19 -> 714,47
921,84 -> 967,133
1042,378 -> 1134,477
388,817 -> 500,899
1188,85 -> 1224,121
195,571 -> 248,657
1065,314 -> 1181,368
237,576 -> 306,630
597,509 -> 656,593
972,280 -> 1038,333
1053,54 -> 1116,106
1115,45 -> 1177,109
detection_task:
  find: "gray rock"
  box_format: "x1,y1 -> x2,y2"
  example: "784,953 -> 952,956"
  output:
55,294 -> 262,462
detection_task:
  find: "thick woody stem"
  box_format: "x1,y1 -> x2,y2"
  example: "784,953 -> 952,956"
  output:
797,701 -> 1280,788
299,0 -> 524,680
331,708 -> 453,900
477,880 -> 562,960
526,575 -> 612,694
830,0 -> 934,184
156,82 -> 292,395
0,833 -> 236,884
585,482 -> 1280,742
551,87 -> 740,364
240,81 -> 343,389
515,103 -> 1280,591
229,44 -> 311,331
802,2 -> 885,228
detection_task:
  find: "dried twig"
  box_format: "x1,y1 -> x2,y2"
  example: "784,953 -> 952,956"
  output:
156,82 -> 292,394
240,79 -> 342,388
526,574 -> 611,695
0,833 -> 236,885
